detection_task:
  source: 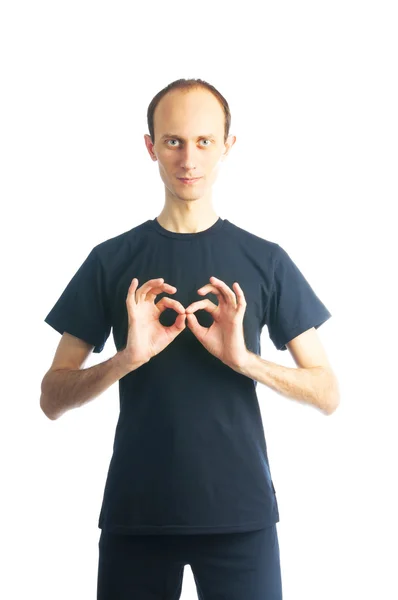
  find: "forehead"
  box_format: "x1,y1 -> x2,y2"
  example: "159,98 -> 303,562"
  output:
154,88 -> 224,137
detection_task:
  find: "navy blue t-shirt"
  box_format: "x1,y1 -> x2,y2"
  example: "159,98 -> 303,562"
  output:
44,217 -> 332,535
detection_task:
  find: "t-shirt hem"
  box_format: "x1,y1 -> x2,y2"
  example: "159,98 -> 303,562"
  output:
276,311 -> 332,351
98,517 -> 279,535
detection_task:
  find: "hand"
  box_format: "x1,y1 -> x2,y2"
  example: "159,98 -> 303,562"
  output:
184,276 -> 249,369
121,277 -> 187,369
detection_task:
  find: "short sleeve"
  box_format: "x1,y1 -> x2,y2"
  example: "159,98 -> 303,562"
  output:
44,247 -> 111,353
264,244 -> 332,351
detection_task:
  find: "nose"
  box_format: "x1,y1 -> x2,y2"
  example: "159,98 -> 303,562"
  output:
179,142 -> 199,170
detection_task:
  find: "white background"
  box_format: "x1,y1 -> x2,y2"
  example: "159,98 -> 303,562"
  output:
1,1 -> 397,598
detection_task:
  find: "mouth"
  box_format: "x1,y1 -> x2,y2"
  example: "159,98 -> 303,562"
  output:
178,177 -> 202,184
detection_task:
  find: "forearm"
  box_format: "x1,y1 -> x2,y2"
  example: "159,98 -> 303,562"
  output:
40,351 -> 144,421
233,350 -> 339,415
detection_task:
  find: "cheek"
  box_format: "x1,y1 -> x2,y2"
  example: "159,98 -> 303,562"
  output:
158,162 -> 174,181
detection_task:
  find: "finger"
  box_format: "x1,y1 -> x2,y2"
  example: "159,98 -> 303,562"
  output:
197,281 -> 232,306
163,312 -> 187,337
137,278 -> 176,301
185,312 -> 207,341
208,276 -> 237,306
139,277 -> 165,292
185,299 -> 218,315
156,297 -> 186,314
163,313 -> 187,342
143,282 -> 177,301
134,277 -> 163,302
196,284 -> 224,303
233,282 -> 247,312
145,282 -> 177,302
126,278 -> 140,306
175,312 -> 187,330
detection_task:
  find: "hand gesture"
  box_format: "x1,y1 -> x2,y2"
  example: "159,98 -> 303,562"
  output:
122,277 -> 186,368
185,276 -> 249,369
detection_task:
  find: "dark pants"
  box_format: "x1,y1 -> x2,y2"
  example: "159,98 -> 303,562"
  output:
97,524 -> 283,599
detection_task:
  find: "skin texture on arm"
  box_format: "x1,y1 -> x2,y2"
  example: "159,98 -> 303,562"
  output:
236,355 -> 339,415
40,333 -> 141,421
233,328 -> 340,415
40,352 -> 136,421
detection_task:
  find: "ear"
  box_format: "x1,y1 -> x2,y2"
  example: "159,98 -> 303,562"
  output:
144,134 -> 157,161
221,134 -> 237,160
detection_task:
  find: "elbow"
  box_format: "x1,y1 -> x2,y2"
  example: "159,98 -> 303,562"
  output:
40,373 -> 58,420
40,395 -> 57,420
323,388 -> 341,416
323,397 -> 340,416
40,379 -> 60,420
321,370 -> 341,416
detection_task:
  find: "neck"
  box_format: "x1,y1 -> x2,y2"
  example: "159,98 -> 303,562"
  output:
156,204 -> 219,234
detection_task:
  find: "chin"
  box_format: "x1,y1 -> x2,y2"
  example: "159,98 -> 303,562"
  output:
177,196 -> 200,202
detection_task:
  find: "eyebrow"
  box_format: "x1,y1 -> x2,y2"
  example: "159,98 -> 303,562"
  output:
160,133 -> 217,141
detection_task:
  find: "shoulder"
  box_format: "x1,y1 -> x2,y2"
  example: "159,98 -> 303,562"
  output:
223,219 -> 279,255
91,220 -> 152,268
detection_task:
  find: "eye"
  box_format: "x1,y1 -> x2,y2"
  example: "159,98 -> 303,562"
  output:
165,139 -> 212,147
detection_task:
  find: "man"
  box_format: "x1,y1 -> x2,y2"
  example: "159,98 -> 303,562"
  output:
41,78 -> 339,599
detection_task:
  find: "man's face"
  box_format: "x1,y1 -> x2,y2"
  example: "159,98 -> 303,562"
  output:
144,87 -> 235,204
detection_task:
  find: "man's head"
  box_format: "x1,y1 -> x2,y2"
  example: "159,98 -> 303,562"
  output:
144,79 -> 236,205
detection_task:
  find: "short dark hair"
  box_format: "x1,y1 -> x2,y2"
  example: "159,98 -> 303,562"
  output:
147,78 -> 231,145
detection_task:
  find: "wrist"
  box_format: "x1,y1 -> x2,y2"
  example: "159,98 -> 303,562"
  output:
114,349 -> 147,377
231,350 -> 256,376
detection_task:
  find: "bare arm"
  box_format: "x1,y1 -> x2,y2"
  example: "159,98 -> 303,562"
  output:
40,350 -> 145,420
41,277 -> 187,421
232,328 -> 340,416
235,352 -> 338,415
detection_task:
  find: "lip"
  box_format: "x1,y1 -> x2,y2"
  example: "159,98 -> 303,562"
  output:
178,177 -> 202,184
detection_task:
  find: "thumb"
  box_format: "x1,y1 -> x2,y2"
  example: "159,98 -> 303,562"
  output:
162,312 -> 186,341
172,312 -> 187,334
185,312 -> 205,341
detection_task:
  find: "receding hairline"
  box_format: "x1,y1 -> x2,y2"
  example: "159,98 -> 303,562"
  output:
148,79 -> 230,145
